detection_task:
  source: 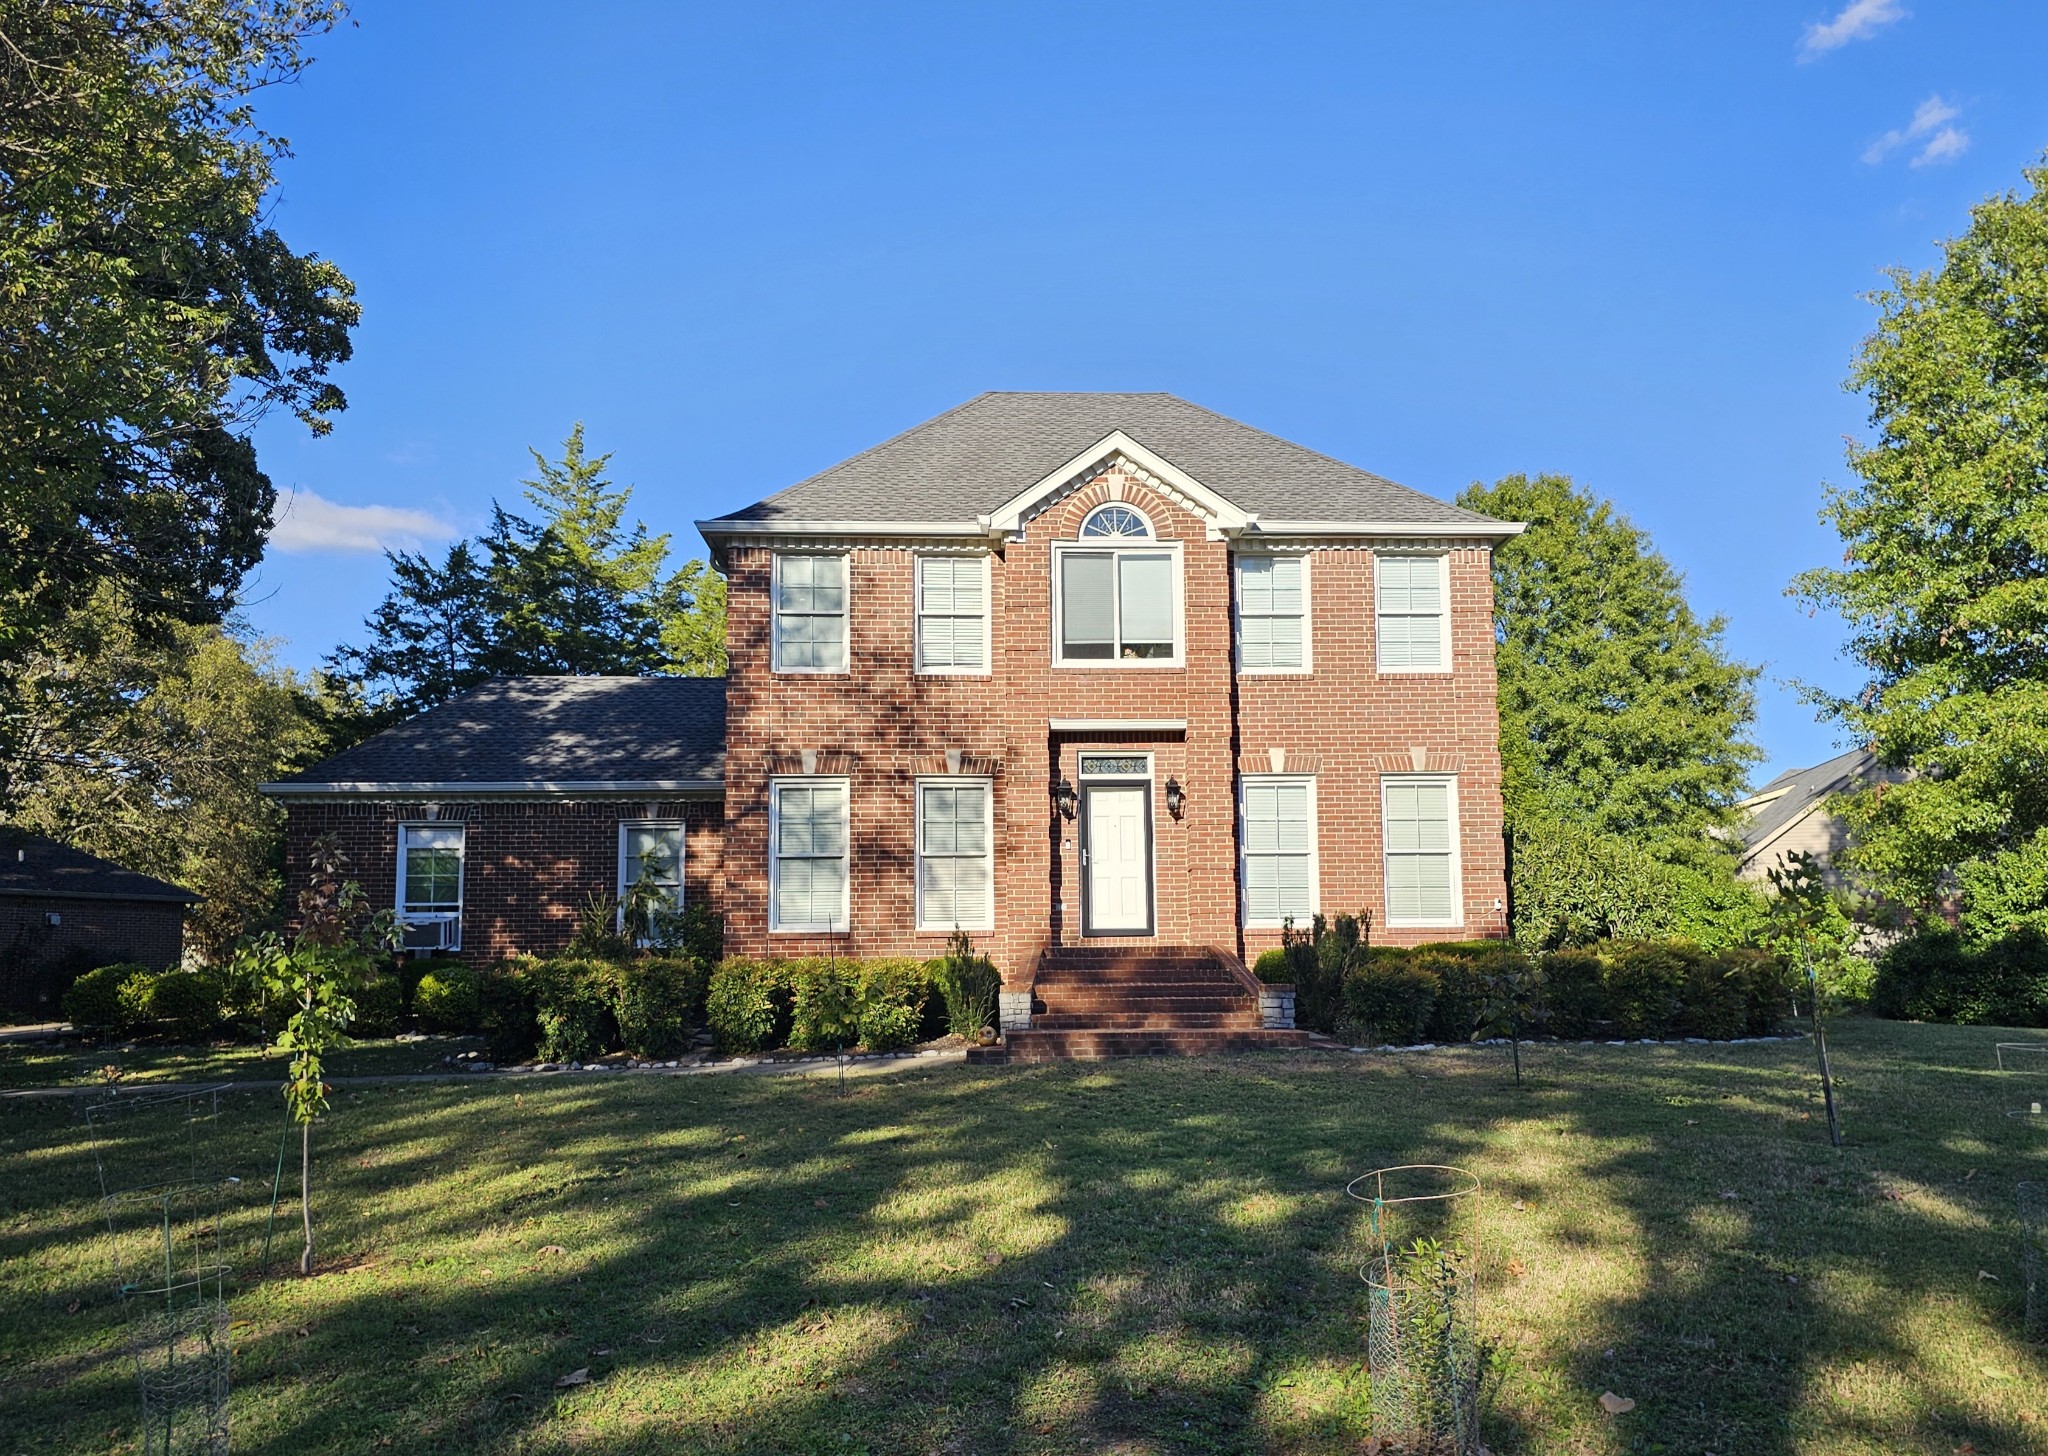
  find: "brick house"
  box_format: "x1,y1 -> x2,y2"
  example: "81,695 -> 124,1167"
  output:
269,392 -> 1521,1053
1,830 -> 197,1019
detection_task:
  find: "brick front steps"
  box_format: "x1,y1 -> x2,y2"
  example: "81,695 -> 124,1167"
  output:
968,944 -> 1312,1063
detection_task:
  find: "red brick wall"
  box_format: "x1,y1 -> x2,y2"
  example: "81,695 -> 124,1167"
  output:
721,461 -> 1510,974
0,896 -> 187,1018
281,799 -> 723,965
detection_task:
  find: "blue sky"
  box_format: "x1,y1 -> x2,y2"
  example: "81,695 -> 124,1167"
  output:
241,0 -> 2048,783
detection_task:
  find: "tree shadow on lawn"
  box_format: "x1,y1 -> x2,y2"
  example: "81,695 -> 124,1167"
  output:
3,1023 -> 2044,1455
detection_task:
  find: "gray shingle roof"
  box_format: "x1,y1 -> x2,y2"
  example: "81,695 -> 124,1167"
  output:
268,677 -> 727,792
701,392 -> 1510,532
0,831 -> 198,903
1738,747 -> 1893,860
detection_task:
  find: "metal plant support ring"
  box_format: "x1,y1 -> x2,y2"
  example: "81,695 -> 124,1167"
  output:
1346,1165 -> 1485,1456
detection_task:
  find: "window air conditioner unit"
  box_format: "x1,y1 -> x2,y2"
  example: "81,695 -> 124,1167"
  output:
401,918 -> 458,952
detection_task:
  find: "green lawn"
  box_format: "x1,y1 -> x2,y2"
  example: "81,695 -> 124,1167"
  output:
2,1020 -> 2044,1455
0,1033 -> 486,1090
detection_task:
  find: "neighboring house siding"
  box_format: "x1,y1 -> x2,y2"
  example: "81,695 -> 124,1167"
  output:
1739,806 -> 1854,886
719,462 -> 1511,971
282,799 -> 724,965
0,897 -> 187,1017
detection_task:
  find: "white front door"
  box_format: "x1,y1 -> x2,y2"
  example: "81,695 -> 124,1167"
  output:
1085,785 -> 1152,934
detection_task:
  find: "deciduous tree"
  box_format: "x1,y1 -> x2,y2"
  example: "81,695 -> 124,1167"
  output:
0,0 -> 358,766
3,585 -> 362,960
1794,157 -> 2048,933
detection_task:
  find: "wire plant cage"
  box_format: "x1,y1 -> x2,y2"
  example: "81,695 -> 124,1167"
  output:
1995,1043 -> 2048,1125
1347,1164 -> 1485,1456
86,1087 -> 240,1456
2023,1181 -> 2046,1342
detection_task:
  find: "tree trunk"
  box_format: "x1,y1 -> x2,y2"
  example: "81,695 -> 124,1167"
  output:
1816,1017 -> 1843,1148
299,1119 -> 314,1276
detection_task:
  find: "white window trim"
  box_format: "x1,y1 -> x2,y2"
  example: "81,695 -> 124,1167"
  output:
913,553 -> 993,678
768,776 -> 851,934
617,820 -> 686,933
771,551 -> 850,675
1050,538 -> 1186,669
1380,773 -> 1464,929
395,822 -> 465,949
1374,552 -> 1453,676
1239,774 -> 1320,930
913,776 -> 995,932
1234,551 -> 1314,676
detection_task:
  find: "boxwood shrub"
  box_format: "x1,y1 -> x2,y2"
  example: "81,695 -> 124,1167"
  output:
62,962 -> 151,1031
613,955 -> 704,1058
1335,940 -> 1788,1045
413,964 -> 484,1033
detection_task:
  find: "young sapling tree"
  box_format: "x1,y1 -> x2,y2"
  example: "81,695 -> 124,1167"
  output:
233,836 -> 396,1274
1765,850 -> 1861,1148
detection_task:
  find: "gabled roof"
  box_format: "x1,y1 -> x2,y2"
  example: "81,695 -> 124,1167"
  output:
699,392 -> 1516,542
263,676 -> 727,798
0,831 -> 198,904
1737,747 -> 1893,861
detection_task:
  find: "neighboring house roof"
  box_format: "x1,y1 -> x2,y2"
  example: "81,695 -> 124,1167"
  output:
699,391 -> 1517,541
1736,746 -> 1890,869
262,676 -> 728,798
0,831 -> 198,904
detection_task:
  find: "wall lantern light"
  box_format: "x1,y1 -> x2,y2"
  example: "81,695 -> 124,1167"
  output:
1164,777 -> 1186,819
1053,777 -> 1078,821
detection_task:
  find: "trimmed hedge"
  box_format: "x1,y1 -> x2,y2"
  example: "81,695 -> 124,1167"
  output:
1337,940 -> 1788,1045
414,965 -> 483,1033
1871,928 -> 2048,1027
481,957 -> 541,1062
708,956 -> 938,1055
62,962 -> 151,1030
614,956 -> 705,1058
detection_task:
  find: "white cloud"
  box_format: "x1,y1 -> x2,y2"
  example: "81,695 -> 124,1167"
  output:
267,488 -> 457,554
1910,125 -> 1969,167
1862,95 -> 1967,166
1800,0 -> 1907,58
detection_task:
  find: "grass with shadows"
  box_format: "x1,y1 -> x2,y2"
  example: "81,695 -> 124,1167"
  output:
1,1019 -> 2044,1454
0,1034 -> 487,1089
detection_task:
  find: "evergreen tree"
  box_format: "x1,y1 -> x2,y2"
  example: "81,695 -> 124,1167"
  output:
329,426 -> 726,715
1458,473 -> 1762,868
1793,156 -> 2048,930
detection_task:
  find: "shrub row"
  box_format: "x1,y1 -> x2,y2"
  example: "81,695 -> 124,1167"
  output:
1871,927 -> 2048,1028
706,957 -> 936,1055
63,963 -> 228,1041
1255,937 -> 1787,1044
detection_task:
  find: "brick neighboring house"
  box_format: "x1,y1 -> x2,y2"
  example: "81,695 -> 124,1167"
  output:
268,392 -> 1522,1054
0,831 -> 197,1019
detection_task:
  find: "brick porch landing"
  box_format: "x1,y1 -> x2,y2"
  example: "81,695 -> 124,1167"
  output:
969,945 -> 1314,1063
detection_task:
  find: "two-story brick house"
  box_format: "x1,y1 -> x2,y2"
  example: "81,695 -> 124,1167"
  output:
268,392 -> 1521,1055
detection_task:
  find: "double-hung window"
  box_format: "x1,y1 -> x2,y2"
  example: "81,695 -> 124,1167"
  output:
1376,554 -> 1448,672
1241,777 -> 1317,927
1382,776 -> 1461,927
916,780 -> 993,931
1236,554 -> 1308,672
773,553 -> 848,672
916,556 -> 989,674
397,824 -> 464,950
619,822 -> 684,936
769,779 -> 849,932
1054,504 -> 1180,665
